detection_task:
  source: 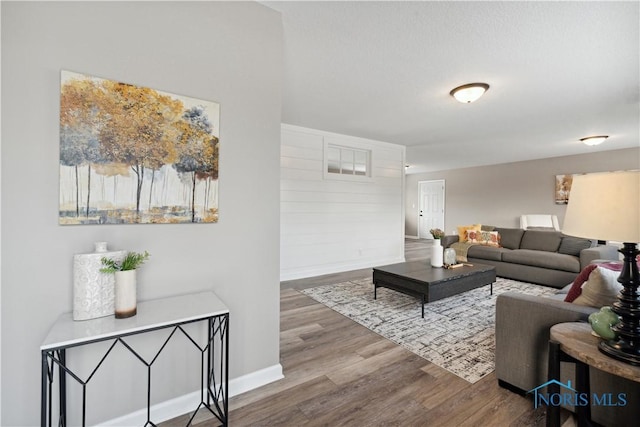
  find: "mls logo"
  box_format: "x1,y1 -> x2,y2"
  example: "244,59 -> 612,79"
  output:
528,379 -> 627,409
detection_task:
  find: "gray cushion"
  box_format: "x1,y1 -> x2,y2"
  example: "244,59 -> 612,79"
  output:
520,230 -> 563,252
467,245 -> 510,261
558,236 -> 594,256
495,227 -> 525,249
502,249 -> 581,273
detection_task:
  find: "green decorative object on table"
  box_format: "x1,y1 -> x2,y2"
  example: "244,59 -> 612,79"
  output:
100,250 -> 150,319
588,306 -> 621,340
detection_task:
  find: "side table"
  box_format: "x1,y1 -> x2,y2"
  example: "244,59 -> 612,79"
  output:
546,322 -> 640,427
41,291 -> 229,426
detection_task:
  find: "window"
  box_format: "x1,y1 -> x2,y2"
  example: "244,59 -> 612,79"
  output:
326,144 -> 370,177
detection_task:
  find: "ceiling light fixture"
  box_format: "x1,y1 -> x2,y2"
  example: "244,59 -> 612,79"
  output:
450,83 -> 490,103
580,135 -> 609,146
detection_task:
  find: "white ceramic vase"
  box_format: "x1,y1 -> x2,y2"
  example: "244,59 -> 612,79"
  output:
73,242 -> 126,321
114,270 -> 137,318
431,239 -> 444,268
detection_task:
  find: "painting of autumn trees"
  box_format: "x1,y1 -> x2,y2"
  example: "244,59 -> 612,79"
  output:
59,71 -> 219,224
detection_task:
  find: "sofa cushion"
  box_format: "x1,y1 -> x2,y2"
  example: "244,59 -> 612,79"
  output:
494,227 -> 525,250
502,249 -> 581,273
467,245 -> 510,261
558,236 -> 594,256
573,266 -> 622,307
520,230 -> 563,252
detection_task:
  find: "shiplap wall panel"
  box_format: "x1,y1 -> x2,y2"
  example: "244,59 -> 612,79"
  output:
280,124 -> 406,280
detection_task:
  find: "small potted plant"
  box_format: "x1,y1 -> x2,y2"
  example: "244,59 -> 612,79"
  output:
101,251 -> 150,318
430,228 -> 445,240
429,229 -> 445,267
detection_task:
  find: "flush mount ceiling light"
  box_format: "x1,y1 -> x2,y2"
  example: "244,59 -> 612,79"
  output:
450,83 -> 490,103
580,135 -> 609,146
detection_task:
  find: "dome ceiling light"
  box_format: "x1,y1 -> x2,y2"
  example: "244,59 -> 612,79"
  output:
580,135 -> 609,146
450,83 -> 490,103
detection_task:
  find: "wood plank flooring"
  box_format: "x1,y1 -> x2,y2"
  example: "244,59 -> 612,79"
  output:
163,239 -> 553,426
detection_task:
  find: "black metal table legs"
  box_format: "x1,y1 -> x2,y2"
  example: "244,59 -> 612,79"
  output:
41,314 -> 229,427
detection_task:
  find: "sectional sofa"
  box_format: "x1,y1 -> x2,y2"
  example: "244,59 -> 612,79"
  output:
442,227 -> 618,288
445,226 -> 635,425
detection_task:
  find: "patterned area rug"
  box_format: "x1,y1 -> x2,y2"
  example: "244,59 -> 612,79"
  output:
300,277 -> 556,383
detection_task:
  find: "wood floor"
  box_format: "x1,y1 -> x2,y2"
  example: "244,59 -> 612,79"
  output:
163,239 -> 550,426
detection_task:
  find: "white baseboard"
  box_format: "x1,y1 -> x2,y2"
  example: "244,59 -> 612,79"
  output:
405,235 -> 419,239
280,256 -> 405,281
100,364 -> 283,426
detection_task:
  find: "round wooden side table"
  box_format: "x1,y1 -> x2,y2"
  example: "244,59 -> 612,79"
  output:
546,322 -> 640,427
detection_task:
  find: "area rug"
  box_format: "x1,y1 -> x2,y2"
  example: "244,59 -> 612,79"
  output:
300,277 -> 556,383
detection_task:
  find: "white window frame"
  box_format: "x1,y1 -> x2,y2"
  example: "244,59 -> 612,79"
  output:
323,139 -> 372,181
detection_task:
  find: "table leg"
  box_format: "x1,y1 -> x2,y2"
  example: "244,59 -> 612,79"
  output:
575,361 -> 591,426
59,349 -> 66,425
207,317 -> 212,407
374,285 -> 377,300
224,314 -> 230,426
41,351 -> 47,427
547,340 -> 561,427
421,294 -> 425,318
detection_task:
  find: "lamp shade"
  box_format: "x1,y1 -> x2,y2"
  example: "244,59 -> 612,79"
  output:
562,171 -> 640,243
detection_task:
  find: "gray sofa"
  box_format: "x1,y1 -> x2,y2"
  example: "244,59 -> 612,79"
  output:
496,288 -> 640,425
443,227 -> 618,288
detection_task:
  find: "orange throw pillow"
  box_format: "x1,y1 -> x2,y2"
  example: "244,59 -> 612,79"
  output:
457,224 -> 482,242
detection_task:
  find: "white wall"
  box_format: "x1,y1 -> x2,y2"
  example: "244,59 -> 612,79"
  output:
281,125 -> 405,280
1,2 -> 282,425
405,147 -> 640,237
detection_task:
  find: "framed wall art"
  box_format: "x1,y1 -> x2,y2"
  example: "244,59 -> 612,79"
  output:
59,71 -> 220,224
555,174 -> 576,204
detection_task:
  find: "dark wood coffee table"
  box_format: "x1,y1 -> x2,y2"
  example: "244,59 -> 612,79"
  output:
372,260 -> 496,317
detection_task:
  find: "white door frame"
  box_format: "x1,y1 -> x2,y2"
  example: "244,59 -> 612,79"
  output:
418,179 -> 446,239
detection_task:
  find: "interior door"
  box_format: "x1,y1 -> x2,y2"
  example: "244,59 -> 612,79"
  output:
418,180 -> 445,239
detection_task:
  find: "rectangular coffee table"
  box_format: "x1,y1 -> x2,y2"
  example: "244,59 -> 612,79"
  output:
372,261 -> 496,317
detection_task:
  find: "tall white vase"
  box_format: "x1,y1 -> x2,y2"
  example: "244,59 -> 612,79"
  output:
431,239 -> 444,268
73,242 -> 126,321
114,270 -> 137,319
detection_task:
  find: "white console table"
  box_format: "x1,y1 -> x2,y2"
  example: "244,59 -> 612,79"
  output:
41,291 -> 229,426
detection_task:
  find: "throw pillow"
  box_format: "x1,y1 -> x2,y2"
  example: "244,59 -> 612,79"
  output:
564,264 -> 598,302
564,261 -> 630,303
465,229 -> 482,243
558,236 -> 594,257
573,267 -> 622,307
457,224 -> 481,243
480,231 -> 501,247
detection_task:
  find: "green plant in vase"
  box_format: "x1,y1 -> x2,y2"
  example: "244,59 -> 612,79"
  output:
100,251 -> 150,273
100,251 -> 149,319
429,228 -> 445,240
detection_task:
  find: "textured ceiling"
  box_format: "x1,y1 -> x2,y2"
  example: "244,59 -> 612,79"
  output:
263,1 -> 640,173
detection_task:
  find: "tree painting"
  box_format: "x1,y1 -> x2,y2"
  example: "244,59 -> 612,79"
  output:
59,71 -> 220,224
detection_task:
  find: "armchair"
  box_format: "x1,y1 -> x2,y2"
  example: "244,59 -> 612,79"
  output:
520,214 -> 560,230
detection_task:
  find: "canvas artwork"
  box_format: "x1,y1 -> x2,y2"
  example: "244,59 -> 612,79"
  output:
59,71 -> 219,224
555,174 -> 581,204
